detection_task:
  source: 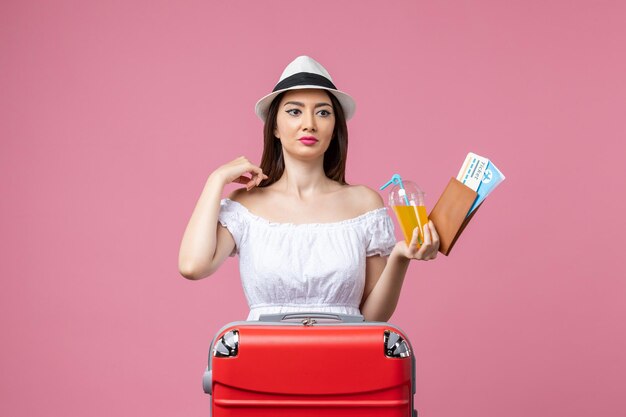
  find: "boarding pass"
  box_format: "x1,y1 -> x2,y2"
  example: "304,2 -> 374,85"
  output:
456,152 -> 505,215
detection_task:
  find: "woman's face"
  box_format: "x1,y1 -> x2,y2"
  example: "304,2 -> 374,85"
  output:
274,89 -> 335,159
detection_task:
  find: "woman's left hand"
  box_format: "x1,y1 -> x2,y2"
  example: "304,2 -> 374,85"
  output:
395,220 -> 440,261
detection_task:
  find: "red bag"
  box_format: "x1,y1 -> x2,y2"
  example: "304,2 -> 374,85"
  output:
203,313 -> 417,416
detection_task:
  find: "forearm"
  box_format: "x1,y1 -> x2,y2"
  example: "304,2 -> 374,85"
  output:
178,174 -> 225,278
360,247 -> 411,322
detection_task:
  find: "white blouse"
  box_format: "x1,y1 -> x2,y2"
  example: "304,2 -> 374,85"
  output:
218,198 -> 396,320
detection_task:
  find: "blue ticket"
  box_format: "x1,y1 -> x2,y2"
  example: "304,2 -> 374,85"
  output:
468,159 -> 505,215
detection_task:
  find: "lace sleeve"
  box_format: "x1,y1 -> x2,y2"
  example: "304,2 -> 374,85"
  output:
218,199 -> 246,257
365,209 -> 397,257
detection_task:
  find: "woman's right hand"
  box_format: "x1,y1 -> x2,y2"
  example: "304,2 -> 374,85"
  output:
210,156 -> 268,191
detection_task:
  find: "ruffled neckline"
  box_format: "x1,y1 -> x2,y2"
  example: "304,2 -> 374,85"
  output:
222,198 -> 389,228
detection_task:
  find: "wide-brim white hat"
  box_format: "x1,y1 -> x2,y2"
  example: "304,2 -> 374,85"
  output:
255,55 -> 356,122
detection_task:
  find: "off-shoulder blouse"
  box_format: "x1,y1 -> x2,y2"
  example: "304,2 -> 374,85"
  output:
218,198 -> 396,320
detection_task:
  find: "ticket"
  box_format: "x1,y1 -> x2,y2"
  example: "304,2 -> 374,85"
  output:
456,152 -> 489,191
456,152 -> 506,215
468,160 -> 505,214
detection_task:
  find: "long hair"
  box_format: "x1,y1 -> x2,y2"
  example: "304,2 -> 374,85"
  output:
259,90 -> 349,187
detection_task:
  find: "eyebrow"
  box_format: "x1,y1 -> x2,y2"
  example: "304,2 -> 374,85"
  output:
283,101 -> 332,108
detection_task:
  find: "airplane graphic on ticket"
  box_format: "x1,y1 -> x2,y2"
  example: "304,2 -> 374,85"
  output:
456,152 -> 505,215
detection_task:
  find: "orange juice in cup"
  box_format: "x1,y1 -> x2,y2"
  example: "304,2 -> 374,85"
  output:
381,174 -> 429,247
392,204 -> 429,246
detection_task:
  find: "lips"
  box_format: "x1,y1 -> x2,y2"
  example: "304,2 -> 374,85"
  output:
299,136 -> 318,146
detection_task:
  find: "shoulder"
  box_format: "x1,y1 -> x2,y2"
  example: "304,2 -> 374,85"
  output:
343,184 -> 385,214
226,187 -> 268,211
227,187 -> 248,203
227,186 -> 268,201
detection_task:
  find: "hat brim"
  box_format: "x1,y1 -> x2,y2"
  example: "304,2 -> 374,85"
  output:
254,85 -> 356,122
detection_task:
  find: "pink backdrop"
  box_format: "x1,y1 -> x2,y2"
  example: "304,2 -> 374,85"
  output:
2,1 -> 625,416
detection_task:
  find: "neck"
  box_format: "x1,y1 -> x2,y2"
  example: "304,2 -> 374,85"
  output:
274,153 -> 334,200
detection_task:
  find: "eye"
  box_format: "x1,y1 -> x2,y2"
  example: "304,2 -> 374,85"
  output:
317,109 -> 332,117
286,108 -> 301,116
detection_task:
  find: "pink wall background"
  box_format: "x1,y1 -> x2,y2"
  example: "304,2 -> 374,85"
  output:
2,1 -> 625,416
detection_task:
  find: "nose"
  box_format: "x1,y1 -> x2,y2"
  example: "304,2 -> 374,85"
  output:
302,109 -> 317,132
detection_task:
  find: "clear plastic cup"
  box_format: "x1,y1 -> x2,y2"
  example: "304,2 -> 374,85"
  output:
387,181 -> 429,247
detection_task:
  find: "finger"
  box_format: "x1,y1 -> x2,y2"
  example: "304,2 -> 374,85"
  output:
251,170 -> 267,186
427,244 -> 438,259
414,244 -> 428,260
246,164 -> 265,179
415,224 -> 433,260
248,171 -> 265,188
239,163 -> 258,183
428,220 -> 440,250
408,227 -> 420,253
421,223 -> 432,247
243,172 -> 257,190
257,170 -> 269,184
425,222 -> 440,259
424,249 -> 437,261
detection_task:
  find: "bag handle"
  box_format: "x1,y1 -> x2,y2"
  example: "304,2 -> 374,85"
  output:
257,312 -> 365,323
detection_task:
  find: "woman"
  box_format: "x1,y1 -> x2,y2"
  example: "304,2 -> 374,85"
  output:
178,56 -> 440,321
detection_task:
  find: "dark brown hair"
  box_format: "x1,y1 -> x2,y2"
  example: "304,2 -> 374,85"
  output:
259,90 -> 349,187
